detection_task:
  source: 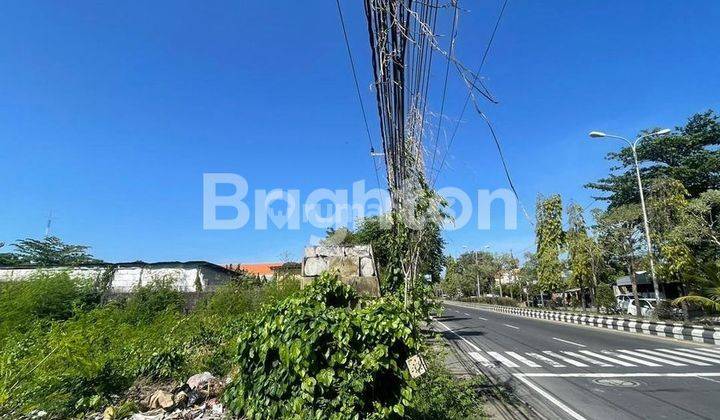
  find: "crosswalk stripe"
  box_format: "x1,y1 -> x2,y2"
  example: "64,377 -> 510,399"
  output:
690,347 -> 720,356
578,350 -> 635,367
468,352 -> 493,368
487,351 -> 520,367
561,351 -> 612,367
634,349 -> 711,366
601,350 -> 661,367
676,348 -> 720,358
616,350 -> 686,366
506,351 -> 542,367
658,348 -> 720,364
526,352 -> 566,367
543,351 -> 588,367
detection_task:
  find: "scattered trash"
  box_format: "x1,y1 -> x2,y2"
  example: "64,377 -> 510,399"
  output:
87,373 -> 227,420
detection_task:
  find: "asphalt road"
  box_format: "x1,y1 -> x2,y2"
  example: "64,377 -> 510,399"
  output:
438,302 -> 720,420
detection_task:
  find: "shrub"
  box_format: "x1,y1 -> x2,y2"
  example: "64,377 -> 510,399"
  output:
409,348 -> 484,419
595,283 -> 616,312
223,273 -> 420,419
118,276 -> 187,324
0,272 -> 97,342
460,296 -> 519,307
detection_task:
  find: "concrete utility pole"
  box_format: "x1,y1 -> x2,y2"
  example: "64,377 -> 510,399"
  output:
589,128 -> 671,303
475,251 -> 481,299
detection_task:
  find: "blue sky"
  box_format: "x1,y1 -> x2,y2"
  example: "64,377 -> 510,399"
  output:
1,1 -> 719,264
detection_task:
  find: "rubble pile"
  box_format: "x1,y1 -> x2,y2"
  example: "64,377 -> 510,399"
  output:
95,372 -> 226,420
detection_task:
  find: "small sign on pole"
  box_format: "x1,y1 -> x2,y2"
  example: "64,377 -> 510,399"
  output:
406,354 -> 428,378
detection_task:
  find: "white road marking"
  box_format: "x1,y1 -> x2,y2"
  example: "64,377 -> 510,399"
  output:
468,352 -> 493,368
561,351 -> 612,367
696,376 -> 720,385
601,350 -> 661,367
634,349 -> 711,366
515,372 -> 720,378
504,323 -> 520,329
463,312 -> 471,316
513,374 -> 587,420
478,317 -> 488,321
655,348 -> 720,364
692,347 -> 720,356
487,351 -> 520,368
506,351 -> 542,367
578,350 -> 636,367
435,319 -> 482,353
552,337 -> 586,347
616,350 -> 687,366
526,352 -> 566,368
675,348 -> 720,359
543,351 -> 588,367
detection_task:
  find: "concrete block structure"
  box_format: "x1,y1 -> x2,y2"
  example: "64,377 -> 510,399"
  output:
301,245 -> 381,297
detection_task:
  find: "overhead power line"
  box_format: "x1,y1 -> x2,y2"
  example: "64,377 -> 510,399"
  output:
335,0 -> 383,190
433,0 -> 509,185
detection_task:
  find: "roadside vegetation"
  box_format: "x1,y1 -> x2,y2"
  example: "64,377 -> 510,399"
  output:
0,269 -> 483,419
440,110 -> 720,322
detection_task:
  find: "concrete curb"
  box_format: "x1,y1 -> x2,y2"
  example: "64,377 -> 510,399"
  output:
445,301 -> 720,345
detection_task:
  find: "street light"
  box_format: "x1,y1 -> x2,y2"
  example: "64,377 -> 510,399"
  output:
588,128 -> 671,302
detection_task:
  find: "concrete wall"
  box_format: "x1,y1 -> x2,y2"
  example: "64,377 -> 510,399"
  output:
0,265 -> 231,293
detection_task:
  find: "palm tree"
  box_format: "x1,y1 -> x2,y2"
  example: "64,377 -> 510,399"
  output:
673,262 -> 720,313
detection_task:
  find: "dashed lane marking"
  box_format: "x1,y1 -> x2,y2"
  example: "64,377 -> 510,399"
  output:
552,337 -> 586,347
504,323 -> 520,329
478,316 -> 488,321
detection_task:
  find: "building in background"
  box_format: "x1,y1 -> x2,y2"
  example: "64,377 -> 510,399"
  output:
0,261 -> 238,293
225,262 -> 301,280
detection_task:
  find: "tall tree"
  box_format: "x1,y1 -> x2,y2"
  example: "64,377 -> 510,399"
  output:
10,236 -> 101,266
587,110 -> 720,208
518,252 -> 539,306
535,195 -> 566,299
594,205 -> 644,317
566,204 -> 594,311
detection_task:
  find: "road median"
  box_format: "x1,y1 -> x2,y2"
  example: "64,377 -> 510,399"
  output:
444,300 -> 720,345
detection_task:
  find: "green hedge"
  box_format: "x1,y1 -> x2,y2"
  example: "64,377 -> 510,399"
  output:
224,273 -> 420,419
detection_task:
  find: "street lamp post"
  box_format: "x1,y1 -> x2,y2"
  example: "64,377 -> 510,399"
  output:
588,128 -> 671,303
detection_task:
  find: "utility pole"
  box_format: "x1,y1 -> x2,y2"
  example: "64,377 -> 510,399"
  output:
475,251 -> 481,299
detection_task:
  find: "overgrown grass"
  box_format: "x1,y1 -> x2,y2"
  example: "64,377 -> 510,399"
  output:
0,273 -> 300,417
0,273 -> 483,419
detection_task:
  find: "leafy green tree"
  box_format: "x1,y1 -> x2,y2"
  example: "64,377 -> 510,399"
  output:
594,205 -> 644,317
6,236 -> 100,266
683,189 -> 720,252
441,251 -> 500,298
518,252 -> 538,305
535,195 -> 566,298
587,110 -> 720,208
566,204 -> 595,311
324,215 -> 445,287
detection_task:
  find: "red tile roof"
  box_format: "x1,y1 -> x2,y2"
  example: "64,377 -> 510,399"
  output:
225,262 -> 283,276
